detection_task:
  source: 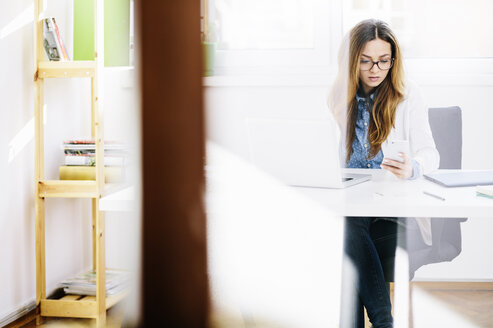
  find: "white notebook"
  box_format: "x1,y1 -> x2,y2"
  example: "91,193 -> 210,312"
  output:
424,171 -> 493,187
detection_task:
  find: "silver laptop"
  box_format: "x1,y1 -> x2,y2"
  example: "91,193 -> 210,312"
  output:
246,118 -> 371,188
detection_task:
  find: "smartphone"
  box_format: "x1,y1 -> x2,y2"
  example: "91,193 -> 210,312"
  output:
384,140 -> 410,163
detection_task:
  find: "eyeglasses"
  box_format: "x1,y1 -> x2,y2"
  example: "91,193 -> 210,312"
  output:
359,58 -> 394,71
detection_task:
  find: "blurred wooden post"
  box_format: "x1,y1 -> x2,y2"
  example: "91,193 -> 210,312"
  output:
138,0 -> 209,326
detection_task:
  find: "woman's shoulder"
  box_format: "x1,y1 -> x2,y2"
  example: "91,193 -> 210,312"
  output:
402,79 -> 424,100
397,79 -> 427,114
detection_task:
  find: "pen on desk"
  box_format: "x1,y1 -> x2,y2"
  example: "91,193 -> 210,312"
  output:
423,191 -> 446,201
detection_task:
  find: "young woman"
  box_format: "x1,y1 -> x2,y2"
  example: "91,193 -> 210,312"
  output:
329,19 -> 439,328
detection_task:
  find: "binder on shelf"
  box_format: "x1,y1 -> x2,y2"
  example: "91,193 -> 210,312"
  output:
59,165 -> 124,183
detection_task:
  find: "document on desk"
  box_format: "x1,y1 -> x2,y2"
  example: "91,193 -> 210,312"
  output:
374,189 -> 447,202
477,185 -> 493,199
372,181 -> 418,200
373,190 -> 411,200
372,180 -> 444,204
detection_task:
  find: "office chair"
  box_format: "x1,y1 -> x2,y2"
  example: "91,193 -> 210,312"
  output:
362,107 -> 467,328
429,106 -> 463,169
421,106 -> 466,267
379,106 -> 466,282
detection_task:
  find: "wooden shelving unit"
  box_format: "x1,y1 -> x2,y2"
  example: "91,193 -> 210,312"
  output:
39,290 -> 129,319
37,60 -> 96,78
33,1 -> 121,327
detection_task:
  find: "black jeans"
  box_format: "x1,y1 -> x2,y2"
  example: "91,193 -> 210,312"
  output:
341,217 -> 428,328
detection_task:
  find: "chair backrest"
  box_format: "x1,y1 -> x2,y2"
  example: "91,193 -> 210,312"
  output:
420,107 -> 465,276
428,106 -> 462,169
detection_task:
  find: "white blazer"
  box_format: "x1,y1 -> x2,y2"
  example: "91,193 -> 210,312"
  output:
380,80 -> 439,245
331,81 -> 440,244
381,80 -> 440,176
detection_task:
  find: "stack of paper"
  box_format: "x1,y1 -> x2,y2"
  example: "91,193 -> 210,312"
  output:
63,139 -> 127,167
60,270 -> 130,296
60,139 -> 127,183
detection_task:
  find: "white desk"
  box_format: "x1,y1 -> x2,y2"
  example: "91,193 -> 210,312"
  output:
294,168 -> 493,218
206,143 -> 493,328
294,168 -> 493,328
99,186 -> 135,212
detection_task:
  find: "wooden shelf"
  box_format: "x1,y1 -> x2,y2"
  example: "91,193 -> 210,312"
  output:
37,180 -> 129,199
38,180 -> 99,198
40,290 -> 129,319
37,61 -> 95,79
34,2 -> 113,326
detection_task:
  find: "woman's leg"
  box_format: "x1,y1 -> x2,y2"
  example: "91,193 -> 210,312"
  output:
370,219 -> 398,282
371,218 -> 430,282
343,217 -> 393,328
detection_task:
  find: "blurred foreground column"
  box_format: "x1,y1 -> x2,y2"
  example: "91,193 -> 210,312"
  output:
138,0 -> 208,326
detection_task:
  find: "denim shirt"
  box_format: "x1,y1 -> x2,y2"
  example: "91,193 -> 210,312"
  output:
346,93 -> 420,179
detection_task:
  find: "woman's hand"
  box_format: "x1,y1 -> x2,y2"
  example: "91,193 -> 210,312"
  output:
380,153 -> 413,179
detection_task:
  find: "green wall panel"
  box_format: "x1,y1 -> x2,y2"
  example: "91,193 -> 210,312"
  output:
73,0 -> 130,66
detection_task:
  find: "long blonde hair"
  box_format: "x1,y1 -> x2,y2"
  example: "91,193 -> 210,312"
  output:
329,19 -> 405,162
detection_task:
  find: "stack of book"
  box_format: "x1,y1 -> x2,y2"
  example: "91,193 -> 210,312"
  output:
60,269 -> 130,296
476,185 -> 493,199
43,17 -> 70,61
60,139 -> 126,183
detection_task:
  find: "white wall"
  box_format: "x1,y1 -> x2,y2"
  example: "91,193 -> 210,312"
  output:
0,0 -> 86,319
204,71 -> 493,280
0,0 -> 140,323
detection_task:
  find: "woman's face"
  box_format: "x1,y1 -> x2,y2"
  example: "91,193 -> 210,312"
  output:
358,38 -> 392,94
